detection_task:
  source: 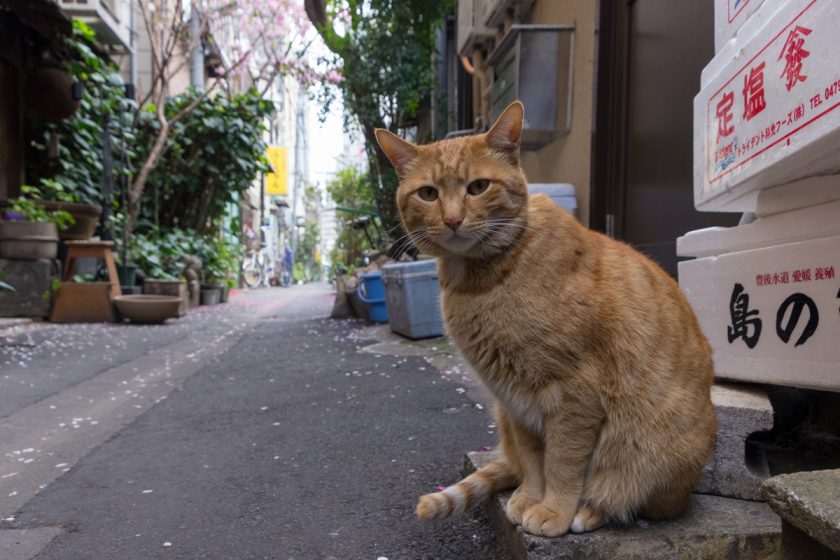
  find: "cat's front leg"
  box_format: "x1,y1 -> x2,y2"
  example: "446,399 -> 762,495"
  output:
520,405 -> 602,537
501,415 -> 544,526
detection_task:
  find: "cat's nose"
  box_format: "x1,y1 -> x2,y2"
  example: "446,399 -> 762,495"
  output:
444,217 -> 463,231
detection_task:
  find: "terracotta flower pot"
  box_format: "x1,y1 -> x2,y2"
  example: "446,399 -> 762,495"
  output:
0,221 -> 59,260
143,279 -> 189,316
41,201 -> 102,241
114,295 -> 182,324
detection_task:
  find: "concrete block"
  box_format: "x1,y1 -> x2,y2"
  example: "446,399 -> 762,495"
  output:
762,469 -> 840,555
777,521 -> 840,560
465,451 -> 781,560
0,259 -> 59,318
698,383 -> 774,500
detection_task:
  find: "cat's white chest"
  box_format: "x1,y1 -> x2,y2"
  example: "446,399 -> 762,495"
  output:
486,377 -> 544,434
442,290 -> 544,434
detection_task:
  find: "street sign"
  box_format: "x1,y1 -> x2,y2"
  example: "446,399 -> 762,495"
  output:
265,145 -> 287,196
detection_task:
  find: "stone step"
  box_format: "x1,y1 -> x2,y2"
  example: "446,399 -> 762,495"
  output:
465,451 -> 781,560
762,469 -> 840,559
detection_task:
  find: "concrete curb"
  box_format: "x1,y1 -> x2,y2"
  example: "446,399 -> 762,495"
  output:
465,451 -> 781,559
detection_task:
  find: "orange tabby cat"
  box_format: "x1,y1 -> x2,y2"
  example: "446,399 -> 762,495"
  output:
375,101 -> 716,537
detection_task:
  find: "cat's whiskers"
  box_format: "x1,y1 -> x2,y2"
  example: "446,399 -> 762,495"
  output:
406,227 -> 439,255
470,217 -> 531,252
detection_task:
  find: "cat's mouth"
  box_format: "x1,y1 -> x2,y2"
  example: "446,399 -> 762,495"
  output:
440,230 -> 479,253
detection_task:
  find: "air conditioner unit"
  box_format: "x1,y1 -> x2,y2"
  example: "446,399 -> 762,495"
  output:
488,24 -> 575,149
457,0 -> 495,56
59,0 -> 131,50
482,0 -> 535,28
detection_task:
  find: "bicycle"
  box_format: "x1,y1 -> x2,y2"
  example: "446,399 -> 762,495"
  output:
241,244 -> 270,288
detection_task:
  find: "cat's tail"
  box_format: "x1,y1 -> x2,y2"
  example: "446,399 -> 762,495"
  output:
416,458 -> 517,520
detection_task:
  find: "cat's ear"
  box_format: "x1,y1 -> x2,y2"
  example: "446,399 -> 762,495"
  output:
485,101 -> 524,158
375,129 -> 418,179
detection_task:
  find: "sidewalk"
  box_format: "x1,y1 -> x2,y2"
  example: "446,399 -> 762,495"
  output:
1,283 -> 504,559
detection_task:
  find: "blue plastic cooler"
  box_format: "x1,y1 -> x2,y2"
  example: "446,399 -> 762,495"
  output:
357,271 -> 388,323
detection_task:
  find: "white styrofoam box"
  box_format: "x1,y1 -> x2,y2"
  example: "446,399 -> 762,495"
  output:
754,173 -> 840,217
677,196 -> 840,258
704,0 -> 785,87
694,0 -> 840,213
528,183 -> 577,217
714,0 -> 767,53
679,232 -> 840,391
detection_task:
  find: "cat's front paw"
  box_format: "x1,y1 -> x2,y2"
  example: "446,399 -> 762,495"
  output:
570,504 -> 606,533
521,503 -> 574,537
506,490 -> 540,525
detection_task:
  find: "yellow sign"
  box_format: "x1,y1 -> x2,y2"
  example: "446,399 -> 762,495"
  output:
265,146 -> 287,196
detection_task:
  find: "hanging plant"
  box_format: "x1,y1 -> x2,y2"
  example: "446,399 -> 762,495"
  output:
25,20 -> 136,210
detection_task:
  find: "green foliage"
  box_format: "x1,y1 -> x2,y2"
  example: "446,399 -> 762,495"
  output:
314,0 -> 452,239
128,227 -> 242,284
327,167 -> 376,275
320,0 -> 451,131
198,232 -> 243,286
135,89 -> 274,233
26,19 -> 135,208
128,228 -> 200,280
294,185 -> 322,282
327,167 -> 375,210
5,186 -> 74,230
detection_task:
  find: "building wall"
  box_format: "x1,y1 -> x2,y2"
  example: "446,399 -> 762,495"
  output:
520,0 -> 596,226
133,1 -> 191,102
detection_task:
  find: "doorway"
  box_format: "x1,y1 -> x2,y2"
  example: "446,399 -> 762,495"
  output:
591,0 -> 740,277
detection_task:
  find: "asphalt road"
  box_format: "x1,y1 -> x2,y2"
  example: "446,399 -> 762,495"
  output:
6,284 -> 503,559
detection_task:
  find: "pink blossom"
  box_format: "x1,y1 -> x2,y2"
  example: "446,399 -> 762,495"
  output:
326,69 -> 343,84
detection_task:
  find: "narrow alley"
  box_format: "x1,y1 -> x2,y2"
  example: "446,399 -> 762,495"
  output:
1,285 -> 502,559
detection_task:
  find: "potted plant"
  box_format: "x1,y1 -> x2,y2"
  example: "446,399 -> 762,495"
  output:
110,212 -> 139,292
199,284 -> 222,305
0,186 -> 73,260
201,234 -> 241,304
38,179 -> 102,241
131,229 -> 189,316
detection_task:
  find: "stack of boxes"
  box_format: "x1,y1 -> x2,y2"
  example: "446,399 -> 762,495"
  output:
679,0 -> 840,391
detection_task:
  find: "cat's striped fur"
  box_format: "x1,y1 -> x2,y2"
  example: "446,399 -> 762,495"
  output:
376,102 -> 716,537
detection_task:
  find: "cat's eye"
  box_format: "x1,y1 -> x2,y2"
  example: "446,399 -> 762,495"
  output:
467,179 -> 490,196
417,186 -> 438,201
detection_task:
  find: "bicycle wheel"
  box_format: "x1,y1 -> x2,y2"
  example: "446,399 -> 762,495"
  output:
242,259 -> 262,288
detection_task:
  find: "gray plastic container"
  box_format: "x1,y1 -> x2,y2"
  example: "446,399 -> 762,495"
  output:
381,259 -> 444,339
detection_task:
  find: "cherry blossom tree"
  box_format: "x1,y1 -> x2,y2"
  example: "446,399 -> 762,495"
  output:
127,0 -> 328,233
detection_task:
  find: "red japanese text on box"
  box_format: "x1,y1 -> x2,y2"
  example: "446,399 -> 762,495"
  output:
706,0 -> 840,190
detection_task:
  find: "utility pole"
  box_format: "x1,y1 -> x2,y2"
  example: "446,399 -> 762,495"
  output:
290,88 -> 307,268
189,2 -> 204,89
